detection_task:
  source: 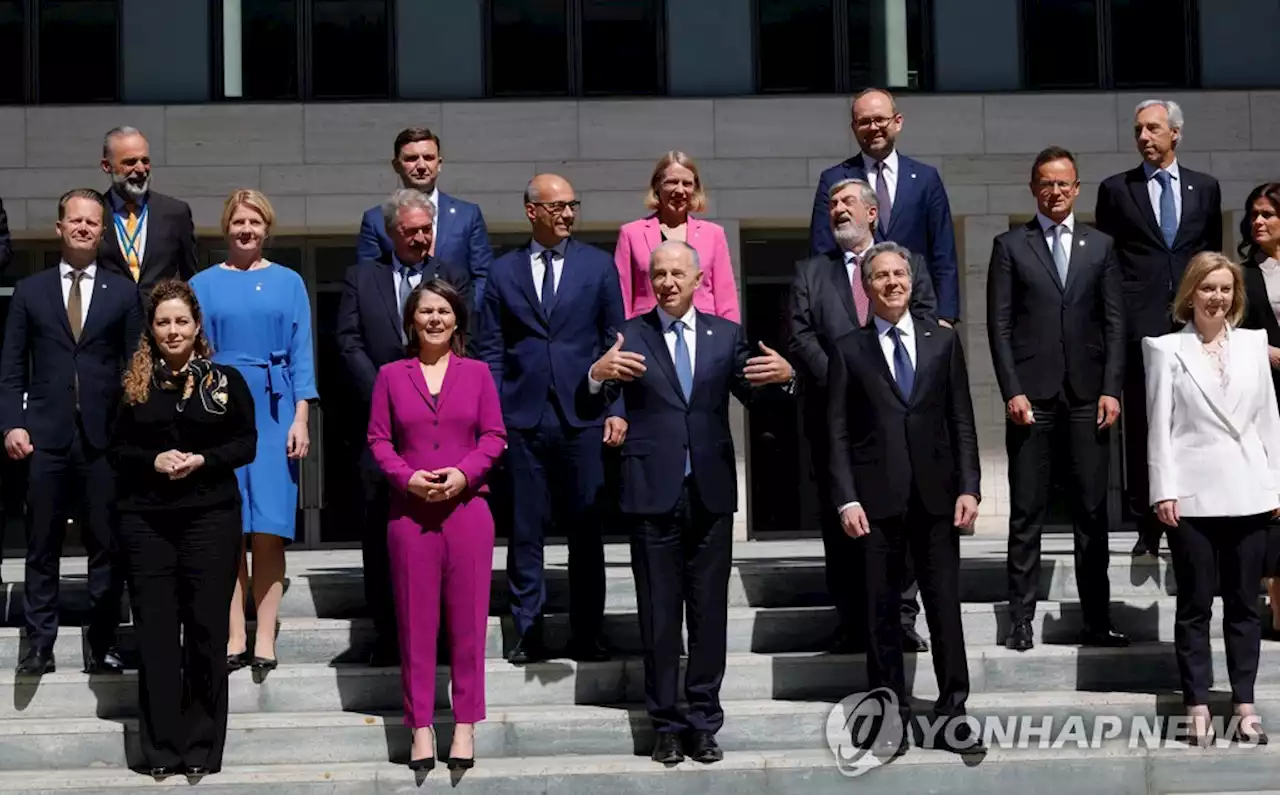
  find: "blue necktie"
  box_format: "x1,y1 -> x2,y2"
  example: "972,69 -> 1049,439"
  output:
1155,169 -> 1177,248
889,327 -> 914,398
540,249 -> 556,311
398,260 -> 424,341
671,319 -> 693,475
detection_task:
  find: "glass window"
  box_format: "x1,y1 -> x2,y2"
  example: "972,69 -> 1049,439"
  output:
581,0 -> 661,95
848,0 -> 929,90
39,0 -> 119,103
490,0 -> 570,96
311,0 -> 390,99
234,0 -> 299,100
757,0 -> 835,93
1110,0 -> 1190,88
0,1 -> 23,104
1024,0 -> 1100,88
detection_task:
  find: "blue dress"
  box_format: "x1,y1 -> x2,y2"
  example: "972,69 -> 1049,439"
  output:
190,263 -> 319,541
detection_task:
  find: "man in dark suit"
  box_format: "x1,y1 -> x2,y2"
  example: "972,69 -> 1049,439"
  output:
589,240 -> 794,765
808,88 -> 960,324
827,241 -> 983,757
337,188 -> 471,666
789,177 -> 935,654
358,127 -> 494,305
0,189 -> 142,675
475,174 -> 625,664
97,127 -> 197,292
988,147 -> 1127,653
0,196 -> 11,277
1094,100 -> 1223,555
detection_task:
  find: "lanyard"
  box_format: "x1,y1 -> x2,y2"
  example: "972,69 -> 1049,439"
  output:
114,204 -> 149,262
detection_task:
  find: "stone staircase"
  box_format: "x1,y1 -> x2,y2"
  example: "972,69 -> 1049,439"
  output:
0,538 -> 1277,793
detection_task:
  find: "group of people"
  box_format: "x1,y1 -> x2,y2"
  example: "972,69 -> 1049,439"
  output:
1,86 -> 1279,778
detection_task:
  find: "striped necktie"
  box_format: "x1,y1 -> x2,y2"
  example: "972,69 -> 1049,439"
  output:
125,207 -> 141,281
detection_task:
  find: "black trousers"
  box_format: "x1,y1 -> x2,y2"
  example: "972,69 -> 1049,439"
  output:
629,478 -> 732,734
359,464 -> 397,652
1122,340 -> 1163,546
24,423 -> 122,651
119,506 -> 242,771
1006,388 -> 1113,630
1166,513 -> 1268,706
863,496 -> 970,720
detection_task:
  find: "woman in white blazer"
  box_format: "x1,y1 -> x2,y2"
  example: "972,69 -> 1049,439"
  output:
1144,251 -> 1280,747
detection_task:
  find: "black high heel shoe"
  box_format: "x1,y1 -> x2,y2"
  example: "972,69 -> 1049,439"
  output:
227,651 -> 250,672
250,655 -> 278,673
408,757 -> 436,772
447,756 -> 475,770
1231,714 -> 1269,745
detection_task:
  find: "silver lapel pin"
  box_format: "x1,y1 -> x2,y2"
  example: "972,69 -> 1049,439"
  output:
911,172 -> 917,179
1078,240 -> 1086,247
706,328 -> 712,336
449,207 -> 456,213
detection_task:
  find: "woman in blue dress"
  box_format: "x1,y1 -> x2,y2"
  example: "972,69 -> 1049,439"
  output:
191,189 -> 318,672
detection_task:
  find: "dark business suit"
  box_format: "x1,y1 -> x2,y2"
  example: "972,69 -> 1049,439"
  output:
1094,164 -> 1221,535
475,239 -> 625,646
827,315 -> 979,722
358,192 -> 494,305
788,250 -> 936,643
0,265 -> 142,654
599,309 -> 788,734
0,196 -> 11,277
336,256 -> 471,657
97,189 -> 198,293
987,219 -> 1124,632
808,154 -> 960,320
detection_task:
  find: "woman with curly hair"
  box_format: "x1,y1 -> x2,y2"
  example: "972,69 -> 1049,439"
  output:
109,280 -> 257,779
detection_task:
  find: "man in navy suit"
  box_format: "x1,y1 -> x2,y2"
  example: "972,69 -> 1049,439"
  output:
357,127 -> 494,305
338,188 -> 471,666
475,174 -> 626,664
589,240 -> 793,765
0,189 -> 142,676
808,89 -> 961,324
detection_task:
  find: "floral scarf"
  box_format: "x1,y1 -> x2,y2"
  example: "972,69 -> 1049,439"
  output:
152,357 -> 230,415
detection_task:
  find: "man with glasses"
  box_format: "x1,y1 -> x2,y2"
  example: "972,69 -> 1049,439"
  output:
807,88 -> 961,327
475,174 -> 626,664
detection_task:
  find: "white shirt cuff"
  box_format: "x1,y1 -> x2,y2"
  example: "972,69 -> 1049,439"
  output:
588,371 -> 604,395
838,502 -> 860,516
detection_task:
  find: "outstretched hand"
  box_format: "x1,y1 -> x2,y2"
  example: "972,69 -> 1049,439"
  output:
744,342 -> 793,385
590,333 -> 647,383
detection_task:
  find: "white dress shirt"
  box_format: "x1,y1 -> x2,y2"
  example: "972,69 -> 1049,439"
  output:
1143,159 -> 1183,226
391,255 -> 425,298
530,239 -> 567,301
1036,211 -> 1075,265
863,150 -> 900,205
60,261 -> 96,328
843,243 -> 873,285
426,186 -> 440,237
655,305 -> 698,377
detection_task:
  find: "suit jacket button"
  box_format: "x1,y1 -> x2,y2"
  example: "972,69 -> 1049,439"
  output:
433,443 -> 440,450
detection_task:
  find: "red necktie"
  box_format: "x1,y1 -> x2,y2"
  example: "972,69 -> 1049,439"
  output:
850,254 -> 869,326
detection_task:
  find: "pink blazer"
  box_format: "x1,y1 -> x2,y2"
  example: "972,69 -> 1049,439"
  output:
615,215 -> 741,322
367,357 -> 507,514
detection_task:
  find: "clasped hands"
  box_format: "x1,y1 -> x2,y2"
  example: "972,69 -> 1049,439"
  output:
154,450 -> 206,480
408,467 -> 467,503
839,495 -> 979,538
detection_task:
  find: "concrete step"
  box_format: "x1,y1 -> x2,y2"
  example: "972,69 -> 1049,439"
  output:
5,640 -> 1280,720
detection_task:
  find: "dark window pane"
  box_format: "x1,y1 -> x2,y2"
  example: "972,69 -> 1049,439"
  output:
490,0 -> 569,96
1110,0 -> 1190,88
239,0 -> 299,100
39,0 -> 118,103
758,0 -> 835,93
848,0 -> 929,90
311,0 -> 389,99
0,1 -> 23,104
1023,0 -> 1099,89
581,0 -> 660,95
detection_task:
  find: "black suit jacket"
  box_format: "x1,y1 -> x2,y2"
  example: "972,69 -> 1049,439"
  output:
0,266 -> 143,450
97,189 -> 198,292
1241,260 -> 1280,402
1094,164 -> 1222,340
986,220 -> 1125,403
827,315 -> 980,521
0,197 -> 11,278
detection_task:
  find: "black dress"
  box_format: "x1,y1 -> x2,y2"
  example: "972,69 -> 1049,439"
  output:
108,360 -> 256,773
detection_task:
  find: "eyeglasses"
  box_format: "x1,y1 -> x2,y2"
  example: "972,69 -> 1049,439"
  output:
854,116 -> 898,130
530,200 -> 581,214
1035,180 -> 1077,193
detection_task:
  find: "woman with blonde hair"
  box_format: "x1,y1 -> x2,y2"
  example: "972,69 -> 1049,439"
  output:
1144,251 -> 1280,746
614,151 -> 740,321
190,189 -> 318,673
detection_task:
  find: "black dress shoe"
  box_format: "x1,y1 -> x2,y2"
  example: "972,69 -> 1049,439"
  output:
651,732 -> 684,764
227,650 -> 251,672
829,629 -> 866,654
1231,715 -> 1269,745
16,647 -> 54,675
922,718 -> 987,756
1006,620 -> 1034,652
507,633 -> 546,664
1079,628 -> 1129,647
687,730 -> 723,764
902,626 -> 929,653
368,644 -> 400,667
183,765 -> 214,777
85,647 -> 126,675
143,766 -> 179,778
568,638 -> 610,662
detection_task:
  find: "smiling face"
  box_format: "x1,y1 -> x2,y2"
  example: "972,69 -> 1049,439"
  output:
226,203 -> 268,257
1251,196 -> 1280,253
866,251 -> 913,320
413,289 -> 457,352
151,297 -> 199,363
649,245 -> 702,317
56,196 -> 105,260
828,184 -> 877,251
390,205 -> 434,265
102,132 -> 151,201
1191,267 -> 1234,327
851,91 -> 902,161
657,163 -> 697,219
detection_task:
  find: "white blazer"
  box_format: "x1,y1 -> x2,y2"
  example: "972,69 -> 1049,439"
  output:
1143,325 -> 1280,517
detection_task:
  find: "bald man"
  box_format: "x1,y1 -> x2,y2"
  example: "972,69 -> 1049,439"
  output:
475,174 -> 626,664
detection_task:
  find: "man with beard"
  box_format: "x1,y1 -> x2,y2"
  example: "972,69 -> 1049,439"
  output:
789,178 -> 935,654
97,127 -> 197,292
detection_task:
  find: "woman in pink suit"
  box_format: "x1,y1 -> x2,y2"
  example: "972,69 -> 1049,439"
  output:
367,279 -> 506,772
615,151 -> 741,321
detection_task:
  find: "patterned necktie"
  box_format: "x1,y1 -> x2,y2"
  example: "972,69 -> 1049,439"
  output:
541,249 -> 556,309
671,319 -> 694,474
875,160 -> 892,232
849,254 -> 869,326
125,207 -> 141,281
398,260 -> 423,342
889,326 -> 914,398
1155,169 -> 1178,248
1052,224 -> 1069,286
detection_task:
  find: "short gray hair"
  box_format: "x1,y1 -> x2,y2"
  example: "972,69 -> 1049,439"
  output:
102,126 -> 144,159
860,241 -> 913,290
651,239 -> 700,272
1135,99 -> 1184,132
381,188 -> 436,229
828,178 -> 878,211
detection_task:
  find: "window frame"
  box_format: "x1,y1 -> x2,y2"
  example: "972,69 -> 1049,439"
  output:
6,0 -> 125,104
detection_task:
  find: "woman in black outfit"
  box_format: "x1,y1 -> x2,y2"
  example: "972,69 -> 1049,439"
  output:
109,280 -> 256,778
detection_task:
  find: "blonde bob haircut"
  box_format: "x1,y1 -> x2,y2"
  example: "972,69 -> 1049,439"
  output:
644,151 -> 708,214
220,189 -> 276,236
1171,251 -> 1246,326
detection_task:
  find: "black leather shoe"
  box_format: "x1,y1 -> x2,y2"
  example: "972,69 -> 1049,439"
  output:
446,756 -> 475,770
368,643 -> 400,667
250,656 -> 278,673
407,756 -> 435,772
902,626 -> 929,653
16,647 -> 54,675
568,638 -> 610,662
1006,620 -> 1034,652
1231,715 -> 1269,745
507,631 -> 546,664
85,647 -> 126,675
183,765 -> 214,777
143,766 -> 179,778
651,732 -> 684,764
227,650 -> 251,672
829,628 -> 865,654
1079,628 -> 1130,647
687,730 -> 723,764
922,718 -> 987,756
